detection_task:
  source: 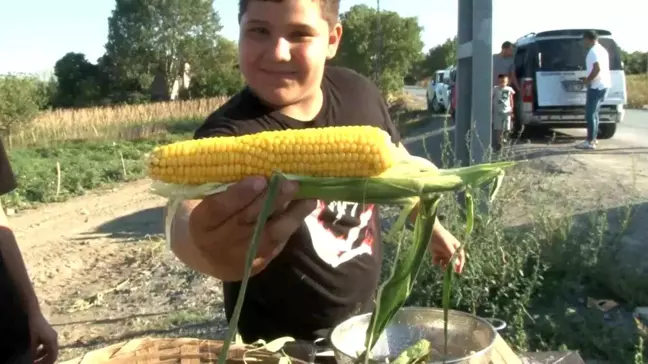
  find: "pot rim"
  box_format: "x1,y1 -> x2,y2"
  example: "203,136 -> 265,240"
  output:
329,307 -> 499,364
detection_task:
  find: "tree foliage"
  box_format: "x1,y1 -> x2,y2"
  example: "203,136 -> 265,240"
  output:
37,0 -> 243,109
2,0 -> 647,115
407,37 -> 457,83
105,0 -> 223,99
188,36 -> 245,98
0,75 -> 49,134
622,51 -> 648,74
333,5 -> 425,96
53,53 -> 106,107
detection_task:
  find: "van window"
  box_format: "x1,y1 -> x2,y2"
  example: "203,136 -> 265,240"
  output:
535,37 -> 623,71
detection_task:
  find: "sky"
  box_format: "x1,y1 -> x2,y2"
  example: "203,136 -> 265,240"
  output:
0,0 -> 644,76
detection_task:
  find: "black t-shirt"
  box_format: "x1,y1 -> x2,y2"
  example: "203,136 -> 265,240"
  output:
0,138 -> 31,361
194,66 -> 401,343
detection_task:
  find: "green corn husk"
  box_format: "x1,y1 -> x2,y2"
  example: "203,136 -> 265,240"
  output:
149,154 -> 515,364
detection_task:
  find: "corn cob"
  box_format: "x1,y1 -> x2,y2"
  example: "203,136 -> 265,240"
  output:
147,125 -> 400,185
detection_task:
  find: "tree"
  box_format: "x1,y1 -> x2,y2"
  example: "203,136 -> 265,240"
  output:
105,0 -> 223,100
188,36 -> 245,98
333,5 -> 425,96
621,50 -> 648,75
0,75 -> 44,135
53,52 -> 105,107
417,36 -> 457,80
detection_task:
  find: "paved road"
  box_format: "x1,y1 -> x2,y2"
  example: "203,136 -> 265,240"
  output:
404,85 -> 427,99
401,86 -> 648,165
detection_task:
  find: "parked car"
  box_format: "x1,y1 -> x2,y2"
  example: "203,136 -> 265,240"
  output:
426,67 -> 454,113
512,28 -> 627,139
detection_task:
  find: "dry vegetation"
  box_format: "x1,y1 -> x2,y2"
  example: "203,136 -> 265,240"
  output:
628,74 -> 648,108
6,97 -> 229,148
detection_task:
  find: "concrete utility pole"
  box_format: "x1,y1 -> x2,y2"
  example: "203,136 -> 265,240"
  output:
454,0 -> 493,167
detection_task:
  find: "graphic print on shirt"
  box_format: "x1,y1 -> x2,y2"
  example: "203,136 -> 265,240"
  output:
304,200 -> 376,268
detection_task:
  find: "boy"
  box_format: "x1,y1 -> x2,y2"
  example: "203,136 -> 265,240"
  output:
169,0 -> 465,347
0,138 -> 58,364
492,74 -> 515,151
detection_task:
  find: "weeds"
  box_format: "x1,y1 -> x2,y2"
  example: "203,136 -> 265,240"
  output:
379,119 -> 647,363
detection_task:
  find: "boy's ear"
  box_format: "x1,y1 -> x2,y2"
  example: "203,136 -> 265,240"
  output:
326,23 -> 343,60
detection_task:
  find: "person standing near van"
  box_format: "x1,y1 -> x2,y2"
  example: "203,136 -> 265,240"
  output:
577,30 -> 611,150
493,41 -> 519,90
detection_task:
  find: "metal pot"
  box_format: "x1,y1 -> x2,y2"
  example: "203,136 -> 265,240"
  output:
329,307 -> 506,364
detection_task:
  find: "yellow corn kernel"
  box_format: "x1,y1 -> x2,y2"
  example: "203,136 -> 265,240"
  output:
147,125 -> 399,185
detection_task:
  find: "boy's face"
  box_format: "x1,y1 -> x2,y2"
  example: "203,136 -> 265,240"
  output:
238,0 -> 342,107
499,77 -> 508,87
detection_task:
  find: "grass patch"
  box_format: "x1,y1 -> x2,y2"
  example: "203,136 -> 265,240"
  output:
628,74 -> 648,108
1,119 -> 202,209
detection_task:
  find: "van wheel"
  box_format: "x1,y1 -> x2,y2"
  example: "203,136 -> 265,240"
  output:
598,124 -> 617,139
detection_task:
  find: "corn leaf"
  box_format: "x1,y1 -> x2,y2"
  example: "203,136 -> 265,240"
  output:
218,173 -> 283,364
362,197 -> 441,363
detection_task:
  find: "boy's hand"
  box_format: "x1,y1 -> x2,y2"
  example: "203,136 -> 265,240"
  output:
188,176 -> 317,281
428,225 -> 465,273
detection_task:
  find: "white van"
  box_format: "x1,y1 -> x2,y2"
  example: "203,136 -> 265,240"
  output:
426,67 -> 453,113
513,29 -> 627,139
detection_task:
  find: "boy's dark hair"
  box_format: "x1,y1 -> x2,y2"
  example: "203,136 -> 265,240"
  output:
498,74 -> 508,79
583,30 -> 598,41
501,41 -> 513,49
239,0 -> 341,27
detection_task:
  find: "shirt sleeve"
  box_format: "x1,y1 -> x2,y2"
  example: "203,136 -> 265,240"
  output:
0,138 -> 17,196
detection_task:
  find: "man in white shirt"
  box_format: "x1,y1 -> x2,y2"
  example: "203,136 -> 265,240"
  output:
577,30 -> 611,150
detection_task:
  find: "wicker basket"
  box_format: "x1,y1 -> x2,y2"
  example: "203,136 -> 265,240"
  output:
60,337 -> 309,364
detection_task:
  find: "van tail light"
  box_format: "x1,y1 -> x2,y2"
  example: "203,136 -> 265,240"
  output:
522,78 -> 534,103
